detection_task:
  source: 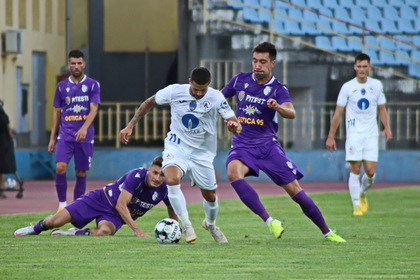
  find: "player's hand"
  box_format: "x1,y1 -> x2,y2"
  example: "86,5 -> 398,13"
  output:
224,119 -> 242,134
325,137 -> 337,152
75,128 -> 87,142
267,99 -> 279,110
47,139 -> 56,154
135,229 -> 150,237
119,126 -> 133,144
384,129 -> 393,142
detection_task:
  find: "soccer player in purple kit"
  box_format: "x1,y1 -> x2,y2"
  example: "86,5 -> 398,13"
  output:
48,50 -> 101,212
222,42 -> 346,242
14,156 -> 176,236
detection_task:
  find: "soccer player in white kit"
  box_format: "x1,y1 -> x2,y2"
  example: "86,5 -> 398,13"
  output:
119,67 -> 242,243
326,53 -> 392,216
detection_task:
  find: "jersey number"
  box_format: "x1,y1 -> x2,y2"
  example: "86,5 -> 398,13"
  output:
347,118 -> 355,128
169,133 -> 181,144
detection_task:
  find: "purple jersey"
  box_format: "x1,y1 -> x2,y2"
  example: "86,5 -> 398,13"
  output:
53,75 -> 101,142
103,168 -> 170,220
222,72 -> 292,147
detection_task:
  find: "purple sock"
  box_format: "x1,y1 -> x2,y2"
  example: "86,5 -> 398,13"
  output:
33,219 -> 46,234
75,228 -> 90,235
74,175 -> 87,200
231,178 -> 270,221
292,190 -> 330,235
55,173 -> 67,202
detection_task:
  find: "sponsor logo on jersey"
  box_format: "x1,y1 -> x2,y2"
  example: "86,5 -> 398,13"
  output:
182,114 -> 199,130
71,95 -> 89,102
65,96 -> 71,105
66,104 -> 88,113
189,102 -> 197,111
240,105 -> 261,115
238,91 -> 245,101
245,95 -> 266,104
357,98 -> 370,110
220,100 -> 230,110
263,86 -> 272,96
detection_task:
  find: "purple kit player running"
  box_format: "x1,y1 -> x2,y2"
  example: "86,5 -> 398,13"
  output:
48,50 -> 101,212
222,42 -> 345,242
14,156 -> 176,236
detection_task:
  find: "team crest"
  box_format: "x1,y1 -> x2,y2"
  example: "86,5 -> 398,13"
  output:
65,96 -> 71,105
245,83 -> 249,89
201,101 -> 210,111
189,102 -> 197,111
286,161 -> 293,169
361,88 -> 366,95
238,91 -> 245,101
66,87 -> 70,93
82,84 -> 88,93
264,86 -> 272,96
152,191 -> 158,201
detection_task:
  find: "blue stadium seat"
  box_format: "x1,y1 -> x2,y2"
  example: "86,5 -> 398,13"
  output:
333,7 -> 350,21
348,23 -> 364,35
318,7 -> 334,19
412,36 -> 420,47
399,5 -> 417,20
405,0 -> 420,8
316,20 -> 333,35
301,21 -> 320,35
274,18 -> 285,33
290,0 -> 307,7
303,9 -> 319,22
306,0 -> 323,9
387,0 -> 405,8
395,35 -> 415,51
378,36 -> 397,51
274,7 -> 287,17
397,19 -> 416,34
243,7 -> 263,23
260,0 -> 272,9
363,19 -> 382,33
365,47 -> 380,64
383,5 -> 400,20
259,9 -> 272,23
331,21 -> 350,35
288,8 -> 304,20
243,0 -> 259,7
413,19 -> 420,33
380,19 -> 399,34
411,50 -> 420,62
364,36 -> 378,50
394,50 -> 412,65
366,6 -> 383,20
354,0 -> 372,9
408,64 -> 420,78
227,0 -> 243,9
315,36 -> 333,50
331,36 -> 352,52
275,0 -> 292,9
379,51 -> 399,65
348,36 -> 363,51
338,0 -> 355,9
284,18 -> 305,35
349,7 -> 366,22
323,0 -> 340,9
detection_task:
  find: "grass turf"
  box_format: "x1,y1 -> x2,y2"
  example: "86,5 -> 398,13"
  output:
1,186 -> 419,279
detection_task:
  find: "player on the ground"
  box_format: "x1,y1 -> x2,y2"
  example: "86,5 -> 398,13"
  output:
14,156 -> 176,236
222,41 -> 345,242
120,67 -> 242,243
48,50 -> 101,211
326,53 -> 392,216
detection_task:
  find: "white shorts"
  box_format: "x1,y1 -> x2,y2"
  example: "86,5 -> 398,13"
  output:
162,143 -> 218,191
345,135 -> 378,162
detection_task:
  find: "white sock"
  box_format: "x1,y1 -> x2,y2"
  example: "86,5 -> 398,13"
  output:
167,184 -> 190,226
349,173 -> 361,208
361,173 -> 375,195
265,217 -> 274,225
203,197 -> 219,229
59,201 -> 67,208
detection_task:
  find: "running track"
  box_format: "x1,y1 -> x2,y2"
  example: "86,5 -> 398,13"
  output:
0,180 -> 417,215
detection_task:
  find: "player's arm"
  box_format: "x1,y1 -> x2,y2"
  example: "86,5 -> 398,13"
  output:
115,189 -> 149,237
267,100 -> 296,119
75,102 -> 99,142
119,95 -> 157,144
378,104 -> 393,142
326,105 -> 345,152
48,107 -> 62,154
224,116 -> 242,134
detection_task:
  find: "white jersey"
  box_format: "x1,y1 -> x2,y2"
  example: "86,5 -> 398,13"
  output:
337,77 -> 386,137
155,84 -> 235,158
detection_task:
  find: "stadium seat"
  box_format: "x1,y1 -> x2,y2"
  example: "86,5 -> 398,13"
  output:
274,18 -> 285,33
380,19 -> 399,34
260,0 -> 272,9
318,7 -> 334,18
323,0 -> 340,9
306,0 -> 323,9
412,36 -> 420,47
303,9 -> 319,22
379,51 -> 398,65
397,19 -> 416,34
227,0 -> 243,9
274,7 -> 287,17
366,6 -> 383,20
395,35 -> 415,51
275,0 -> 292,9
243,0 -> 259,7
333,7 -> 350,21
290,0 -> 306,7
349,6 -> 366,22
259,9 -> 272,23
284,18 -> 305,35
394,50 -> 412,65
365,47 -> 380,64
301,21 -> 320,35
331,21 -> 350,35
243,7 -> 263,23
413,20 -> 420,33
364,35 -> 378,48
408,64 -> 420,78
383,5 -> 400,20
363,19 -> 382,33
288,8 -> 304,20
315,36 -> 333,50
348,23 -> 364,35
354,0 -> 372,9
378,36 -> 397,51
316,20 -> 333,35
338,0 -> 354,9
411,50 -> 420,62
387,0 -> 405,8
348,36 -> 363,51
405,0 -> 420,8
399,5 -> 417,20
331,36 -> 352,52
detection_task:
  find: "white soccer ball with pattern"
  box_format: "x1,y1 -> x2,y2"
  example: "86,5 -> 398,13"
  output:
5,178 -> 17,189
154,218 -> 182,244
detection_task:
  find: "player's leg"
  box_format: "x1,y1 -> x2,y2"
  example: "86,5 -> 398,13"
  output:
54,139 -> 74,210
87,220 -> 117,236
349,161 -> 363,215
73,142 -> 93,200
359,137 -> 379,213
14,208 -> 73,235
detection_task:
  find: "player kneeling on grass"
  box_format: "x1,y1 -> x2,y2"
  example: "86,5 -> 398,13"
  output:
14,156 -> 177,237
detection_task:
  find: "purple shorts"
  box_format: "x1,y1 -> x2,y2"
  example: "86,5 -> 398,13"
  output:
55,139 -> 93,170
65,189 -> 124,231
226,141 -> 304,186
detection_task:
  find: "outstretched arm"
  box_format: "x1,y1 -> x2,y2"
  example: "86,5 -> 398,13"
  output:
326,105 -> 345,152
224,116 -> 242,135
115,189 -> 149,237
119,95 -> 157,144
378,104 -> 393,142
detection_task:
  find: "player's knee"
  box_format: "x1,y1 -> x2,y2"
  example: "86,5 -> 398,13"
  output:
43,215 -> 59,229
56,163 -> 67,174
97,228 -> 115,236
365,170 -> 375,178
76,170 -> 87,177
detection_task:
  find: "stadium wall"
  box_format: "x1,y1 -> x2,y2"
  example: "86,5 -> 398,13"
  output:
12,149 -> 420,182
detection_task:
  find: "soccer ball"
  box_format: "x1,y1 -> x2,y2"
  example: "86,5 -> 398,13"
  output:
154,218 -> 182,244
5,178 -> 17,189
